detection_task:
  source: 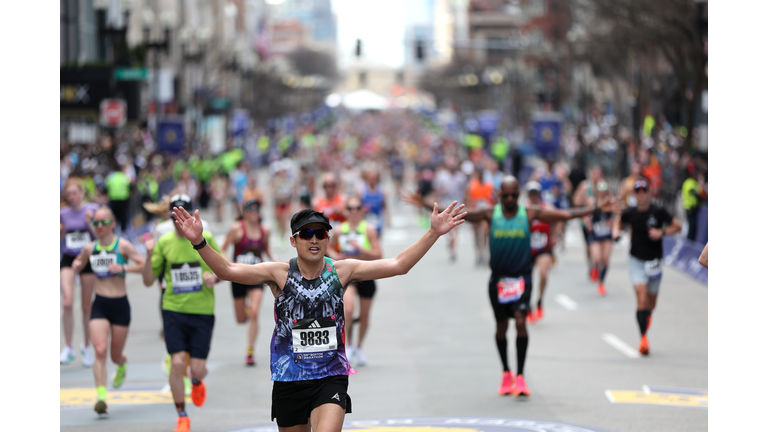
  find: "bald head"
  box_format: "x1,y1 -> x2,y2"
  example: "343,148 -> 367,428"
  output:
498,175 -> 521,210
500,175 -> 518,189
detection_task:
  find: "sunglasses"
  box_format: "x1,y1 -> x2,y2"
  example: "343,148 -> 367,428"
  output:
347,206 -> 362,212
323,183 -> 336,188
634,188 -> 648,193
294,228 -> 329,241
501,193 -> 520,199
91,219 -> 112,227
244,204 -> 261,212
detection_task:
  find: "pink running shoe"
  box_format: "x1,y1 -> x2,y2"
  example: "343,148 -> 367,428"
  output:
512,374 -> 530,397
497,371 -> 515,395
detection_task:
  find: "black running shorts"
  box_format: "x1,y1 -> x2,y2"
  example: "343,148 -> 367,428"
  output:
488,272 -> 532,322
60,253 -> 94,274
161,310 -> 215,359
231,281 -> 265,299
90,295 -> 131,326
354,280 -> 376,299
271,375 -> 351,427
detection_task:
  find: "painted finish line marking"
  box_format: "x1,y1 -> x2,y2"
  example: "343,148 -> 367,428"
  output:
219,417 -> 619,432
606,386 -> 708,409
60,387 -> 190,408
555,294 -> 578,310
601,333 -> 640,359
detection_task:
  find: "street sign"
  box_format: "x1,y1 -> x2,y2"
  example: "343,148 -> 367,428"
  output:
114,68 -> 148,81
99,99 -> 127,128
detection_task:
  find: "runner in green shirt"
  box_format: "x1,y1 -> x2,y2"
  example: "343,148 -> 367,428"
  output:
141,192 -> 221,432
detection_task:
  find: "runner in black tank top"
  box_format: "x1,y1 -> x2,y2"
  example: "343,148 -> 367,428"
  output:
220,199 -> 275,366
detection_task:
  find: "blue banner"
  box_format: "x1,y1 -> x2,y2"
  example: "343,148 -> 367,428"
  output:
229,111 -> 249,137
157,118 -> 185,154
663,237 -> 708,285
531,112 -> 563,158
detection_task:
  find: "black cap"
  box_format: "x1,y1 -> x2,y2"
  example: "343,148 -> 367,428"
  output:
170,193 -> 193,215
290,210 -> 333,234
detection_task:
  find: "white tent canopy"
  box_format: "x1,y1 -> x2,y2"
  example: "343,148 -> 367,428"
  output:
328,89 -> 389,111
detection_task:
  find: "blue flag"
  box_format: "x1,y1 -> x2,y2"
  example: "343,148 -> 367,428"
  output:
157,118 -> 185,154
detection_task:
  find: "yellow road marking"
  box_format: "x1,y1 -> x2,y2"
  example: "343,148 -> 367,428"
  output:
606,390 -> 708,408
60,388 -> 190,407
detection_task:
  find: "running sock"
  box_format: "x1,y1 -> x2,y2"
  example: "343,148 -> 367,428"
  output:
495,338 -> 510,372
191,378 -> 201,386
636,310 -> 650,336
97,386 -> 107,401
516,336 -> 529,376
175,402 -> 186,416
600,265 -> 608,282
247,346 -> 253,355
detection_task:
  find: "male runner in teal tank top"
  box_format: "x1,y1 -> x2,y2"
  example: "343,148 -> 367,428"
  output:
171,201 -> 466,432
405,175 -> 619,397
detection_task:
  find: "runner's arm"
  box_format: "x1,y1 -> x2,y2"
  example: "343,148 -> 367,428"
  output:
142,242 -> 158,287
698,243 -> 708,268
71,242 -> 95,273
263,227 -> 276,262
170,207 -> 283,286
336,202 -> 465,283
119,239 -> 145,273
219,223 -> 240,262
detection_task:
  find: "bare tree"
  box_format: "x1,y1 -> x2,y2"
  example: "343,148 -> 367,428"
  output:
288,46 -> 339,80
571,0 -> 707,148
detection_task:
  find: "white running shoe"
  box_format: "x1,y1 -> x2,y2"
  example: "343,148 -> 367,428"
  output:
356,347 -> 368,366
81,344 -> 95,367
60,346 -> 75,365
347,345 -> 357,365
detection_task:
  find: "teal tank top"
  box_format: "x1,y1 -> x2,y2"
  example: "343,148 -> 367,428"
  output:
89,237 -> 127,279
489,204 -> 532,276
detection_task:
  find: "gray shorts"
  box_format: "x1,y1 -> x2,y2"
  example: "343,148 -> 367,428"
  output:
628,255 -> 662,294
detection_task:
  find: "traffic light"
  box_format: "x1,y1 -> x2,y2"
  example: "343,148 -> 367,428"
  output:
415,39 -> 424,62
355,39 -> 362,58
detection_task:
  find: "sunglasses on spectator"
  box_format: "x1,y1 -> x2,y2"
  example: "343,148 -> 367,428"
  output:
294,229 -> 329,240
347,206 -> 362,212
91,219 -> 113,227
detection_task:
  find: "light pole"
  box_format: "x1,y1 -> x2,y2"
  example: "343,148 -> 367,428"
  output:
142,9 -> 175,132
179,27 -> 211,140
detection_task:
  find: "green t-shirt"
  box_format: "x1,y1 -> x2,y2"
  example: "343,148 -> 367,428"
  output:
152,230 -> 220,315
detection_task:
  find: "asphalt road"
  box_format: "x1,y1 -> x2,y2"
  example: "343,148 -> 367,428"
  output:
60,170 -> 707,432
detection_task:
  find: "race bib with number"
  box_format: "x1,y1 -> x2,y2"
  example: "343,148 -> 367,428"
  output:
339,232 -> 365,256
593,220 -> 611,237
644,259 -> 662,280
291,317 -> 338,363
530,232 -> 548,251
170,262 -> 204,294
497,277 -> 525,304
236,252 -> 262,265
90,250 -> 117,278
65,231 -> 90,251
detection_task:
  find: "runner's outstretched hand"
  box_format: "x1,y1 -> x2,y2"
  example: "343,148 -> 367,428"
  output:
172,207 -> 204,243
597,192 -> 622,214
431,201 -> 466,236
400,189 -> 425,208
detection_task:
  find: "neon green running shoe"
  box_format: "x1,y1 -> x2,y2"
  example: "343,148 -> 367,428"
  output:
184,377 -> 192,396
113,361 -> 127,388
